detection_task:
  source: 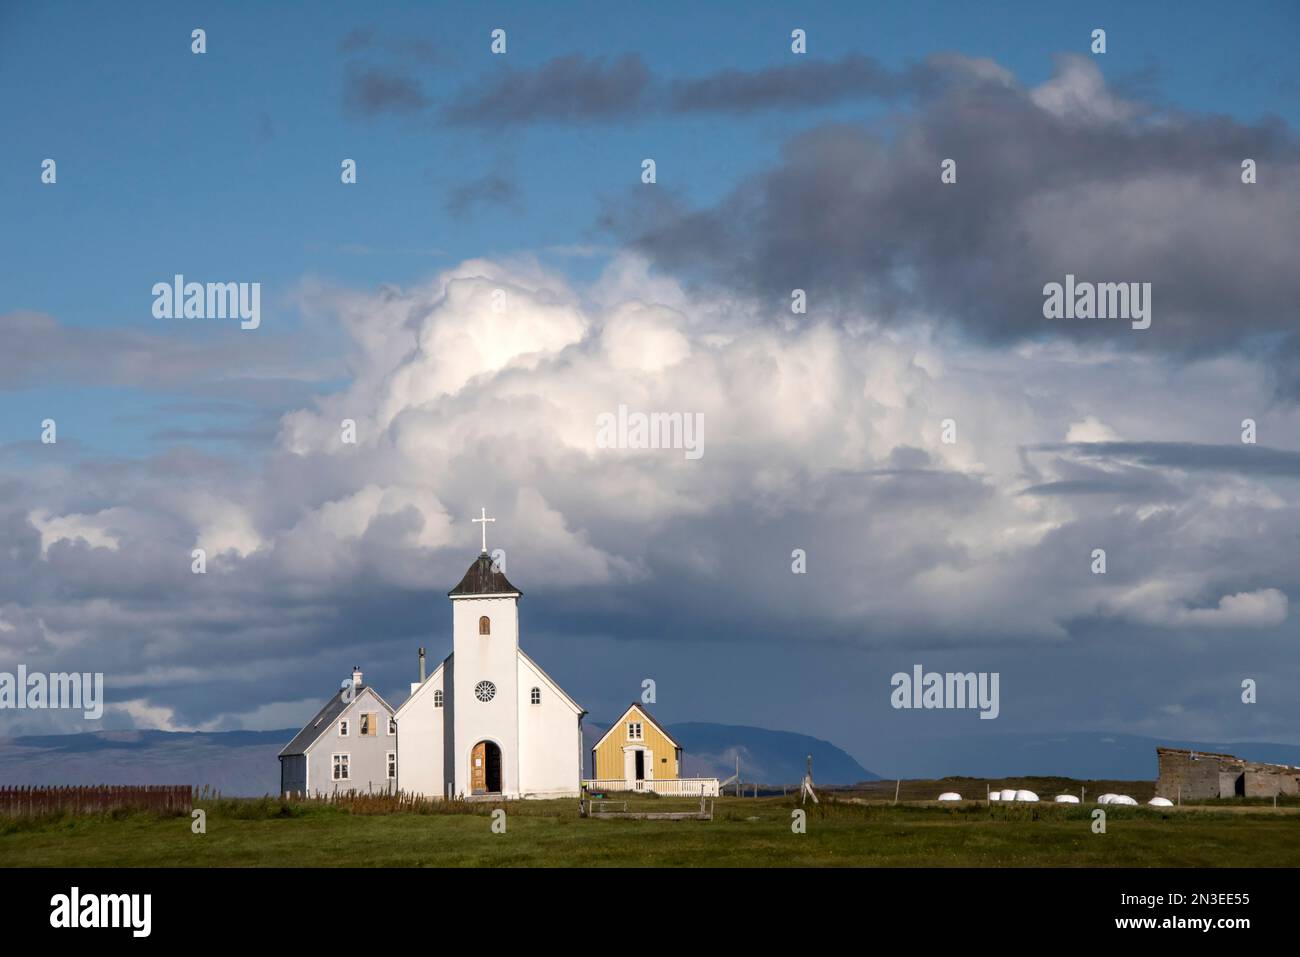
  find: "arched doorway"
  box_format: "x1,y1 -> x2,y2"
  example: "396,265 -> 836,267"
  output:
471,741 -> 502,794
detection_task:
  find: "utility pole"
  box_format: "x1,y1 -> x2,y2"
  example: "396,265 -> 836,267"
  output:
800,754 -> 819,805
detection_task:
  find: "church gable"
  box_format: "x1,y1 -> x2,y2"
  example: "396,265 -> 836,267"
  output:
517,649 -> 584,716
394,655 -> 449,720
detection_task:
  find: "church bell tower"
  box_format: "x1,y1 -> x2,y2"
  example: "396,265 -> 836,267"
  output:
448,509 -> 521,796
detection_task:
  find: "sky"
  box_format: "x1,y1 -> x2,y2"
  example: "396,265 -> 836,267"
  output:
2,1 -> 1300,774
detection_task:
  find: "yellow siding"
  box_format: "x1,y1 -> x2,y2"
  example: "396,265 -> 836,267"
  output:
593,706 -> 679,780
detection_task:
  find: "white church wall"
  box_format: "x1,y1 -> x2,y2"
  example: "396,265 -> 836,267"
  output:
517,655 -> 583,797
452,596 -> 521,796
395,663 -> 446,798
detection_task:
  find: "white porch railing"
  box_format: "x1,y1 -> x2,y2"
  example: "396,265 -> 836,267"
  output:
584,777 -> 720,797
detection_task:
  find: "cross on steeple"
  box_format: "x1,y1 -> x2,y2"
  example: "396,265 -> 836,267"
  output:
472,507 -> 495,554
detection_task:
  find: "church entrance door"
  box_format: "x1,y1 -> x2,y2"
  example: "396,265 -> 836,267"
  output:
471,741 -> 502,794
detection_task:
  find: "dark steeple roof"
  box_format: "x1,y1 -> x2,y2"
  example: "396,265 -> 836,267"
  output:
448,552 -> 522,597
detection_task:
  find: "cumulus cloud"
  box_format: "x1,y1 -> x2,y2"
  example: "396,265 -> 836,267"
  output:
4,252 -> 1297,738
602,55 -> 1300,386
29,508 -> 124,557
1105,584 -> 1289,630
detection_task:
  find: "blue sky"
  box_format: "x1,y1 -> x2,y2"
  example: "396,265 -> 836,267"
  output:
3,1 -> 1300,772
5,0 -> 1298,457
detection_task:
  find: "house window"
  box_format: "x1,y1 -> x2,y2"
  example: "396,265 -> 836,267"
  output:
386,751 -> 397,779
479,616 -> 490,636
360,712 -> 378,736
434,690 -> 443,708
338,719 -> 349,737
628,721 -> 643,741
388,717 -> 397,736
332,753 -> 350,781
530,687 -> 541,705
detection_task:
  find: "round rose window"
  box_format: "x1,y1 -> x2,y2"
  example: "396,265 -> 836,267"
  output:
474,680 -> 496,702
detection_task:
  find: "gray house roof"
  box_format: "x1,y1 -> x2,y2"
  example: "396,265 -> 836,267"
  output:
277,685 -> 395,758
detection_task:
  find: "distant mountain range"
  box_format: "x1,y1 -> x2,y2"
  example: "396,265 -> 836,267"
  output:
0,722 -> 875,796
582,720 -> 877,785
0,729 -> 287,796
1,726 -> 1295,795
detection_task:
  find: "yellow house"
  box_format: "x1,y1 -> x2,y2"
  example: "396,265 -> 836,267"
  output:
591,703 -> 682,784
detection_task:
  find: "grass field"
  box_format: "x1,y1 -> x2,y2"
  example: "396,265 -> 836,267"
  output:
3,794 -> 1300,867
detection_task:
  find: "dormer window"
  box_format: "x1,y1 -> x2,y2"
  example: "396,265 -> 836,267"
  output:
479,616 -> 491,636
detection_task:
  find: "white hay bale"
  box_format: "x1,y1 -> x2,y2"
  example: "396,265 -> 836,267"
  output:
937,792 -> 961,801
1097,793 -> 1118,804
1111,794 -> 1138,805
1014,789 -> 1039,802
1054,794 -> 1080,803
988,791 -> 1001,801
1148,797 -> 1174,807
999,788 -> 1018,802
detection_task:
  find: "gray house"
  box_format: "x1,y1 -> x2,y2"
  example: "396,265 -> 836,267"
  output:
279,668 -> 397,797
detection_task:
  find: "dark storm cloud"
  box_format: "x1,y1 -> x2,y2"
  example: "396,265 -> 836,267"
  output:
439,52 -> 1002,127
601,56 -> 1300,379
443,53 -> 653,126
444,169 -> 519,218
1031,441 -> 1300,478
665,52 -> 918,112
1271,334 -> 1300,401
0,311 -> 323,398
339,26 -> 374,54
340,26 -> 437,64
1020,475 -> 1181,498
343,65 -> 429,117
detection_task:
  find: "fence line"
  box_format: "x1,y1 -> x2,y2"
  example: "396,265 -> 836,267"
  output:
583,778 -> 721,797
0,784 -> 193,817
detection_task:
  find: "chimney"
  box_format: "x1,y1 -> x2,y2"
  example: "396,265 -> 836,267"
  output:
352,666 -> 363,689
418,647 -> 426,683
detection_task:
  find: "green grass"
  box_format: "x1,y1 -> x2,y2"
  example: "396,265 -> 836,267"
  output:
3,796 -> 1300,867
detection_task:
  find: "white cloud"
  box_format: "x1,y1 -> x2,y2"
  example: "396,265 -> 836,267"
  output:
1030,55 -> 1139,125
30,508 -> 125,557
4,252 -> 1299,736
1178,589 -> 1289,629
1066,416 -> 1119,443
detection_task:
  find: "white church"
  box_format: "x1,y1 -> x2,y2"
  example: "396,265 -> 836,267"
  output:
392,511 -> 587,799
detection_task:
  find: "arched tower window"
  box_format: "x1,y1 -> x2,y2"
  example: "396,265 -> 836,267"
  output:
478,616 -> 490,635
